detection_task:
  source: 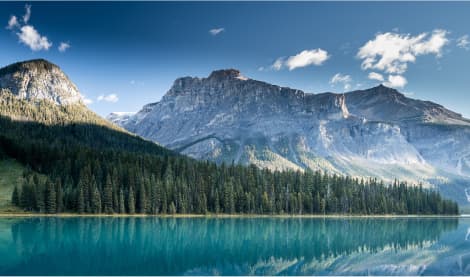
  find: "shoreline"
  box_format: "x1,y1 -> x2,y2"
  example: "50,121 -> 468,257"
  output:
0,213 -> 466,218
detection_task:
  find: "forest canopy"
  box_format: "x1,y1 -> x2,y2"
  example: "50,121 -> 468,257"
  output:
0,92 -> 459,215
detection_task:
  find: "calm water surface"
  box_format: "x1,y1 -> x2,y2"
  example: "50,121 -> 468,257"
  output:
0,217 -> 468,275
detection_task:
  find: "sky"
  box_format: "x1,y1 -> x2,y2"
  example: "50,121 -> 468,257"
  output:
0,2 -> 469,118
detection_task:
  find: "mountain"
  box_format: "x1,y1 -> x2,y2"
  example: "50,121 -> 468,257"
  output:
0,59 -> 117,129
0,59 -> 82,105
0,59 -> 457,215
107,112 -> 136,126
109,69 -> 470,206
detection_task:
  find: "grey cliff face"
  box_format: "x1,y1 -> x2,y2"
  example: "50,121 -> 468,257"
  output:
0,59 -> 82,105
110,69 -> 470,205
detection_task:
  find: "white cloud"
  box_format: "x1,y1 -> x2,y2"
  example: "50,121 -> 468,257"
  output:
286,49 -> 330,70
97,94 -> 119,103
129,80 -> 145,86
6,15 -> 19,30
457,35 -> 470,50
385,75 -> 407,88
270,49 -> 330,71
271,57 -> 284,71
23,4 -> 31,24
82,96 -> 93,105
7,5 -> 55,52
329,73 -> 352,91
209,28 -> 224,36
58,42 -> 70,52
368,72 -> 384,82
403,91 -> 415,97
17,25 -> 52,51
330,73 -> 352,84
357,29 -> 449,74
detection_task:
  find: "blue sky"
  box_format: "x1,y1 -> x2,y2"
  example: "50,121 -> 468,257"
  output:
1,2 -> 469,117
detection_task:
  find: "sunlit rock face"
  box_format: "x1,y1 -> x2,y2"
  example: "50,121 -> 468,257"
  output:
0,59 -> 82,105
110,70 -> 470,204
345,85 -> 470,179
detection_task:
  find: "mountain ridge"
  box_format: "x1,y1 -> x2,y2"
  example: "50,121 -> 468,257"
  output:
109,69 -> 470,206
1,59 -> 455,215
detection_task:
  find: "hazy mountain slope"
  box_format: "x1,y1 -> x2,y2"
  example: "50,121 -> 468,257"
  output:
346,86 -> 470,178
109,69 -> 470,206
346,85 -> 470,126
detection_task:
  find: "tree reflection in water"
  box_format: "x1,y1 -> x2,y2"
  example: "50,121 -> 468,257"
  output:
1,217 -> 459,275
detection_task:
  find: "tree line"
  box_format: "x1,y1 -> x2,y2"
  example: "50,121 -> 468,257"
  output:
10,156 -> 459,215
0,93 -> 459,215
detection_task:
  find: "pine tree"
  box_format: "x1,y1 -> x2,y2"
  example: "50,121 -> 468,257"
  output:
119,189 -> 126,214
45,182 -> 57,214
11,186 -> 20,206
161,191 -> 167,214
20,183 -> 30,210
36,183 -> 45,213
56,178 -> 64,213
128,187 -> 136,214
214,189 -> 220,214
169,201 -> 177,214
138,180 -> 146,214
150,182 -> 158,214
223,179 -> 235,214
103,174 -> 114,214
91,186 -> 101,214
77,182 -> 85,214
262,191 -> 271,214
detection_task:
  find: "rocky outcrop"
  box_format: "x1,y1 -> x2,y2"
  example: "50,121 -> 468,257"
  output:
0,59 -> 82,105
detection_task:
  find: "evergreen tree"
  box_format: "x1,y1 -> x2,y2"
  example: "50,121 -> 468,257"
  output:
11,186 -> 20,206
119,189 -> 126,214
77,182 -> 85,214
103,174 -> 114,214
169,201 -> 177,214
138,180 -> 146,214
214,189 -> 220,214
56,179 -> 64,213
91,187 -> 101,214
128,187 -> 136,214
45,182 -> 57,214
36,183 -> 45,213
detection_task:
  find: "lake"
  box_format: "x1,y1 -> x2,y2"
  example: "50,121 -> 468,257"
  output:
0,217 -> 468,275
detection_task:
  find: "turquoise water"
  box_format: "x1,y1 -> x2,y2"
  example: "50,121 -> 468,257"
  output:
0,217 -> 468,275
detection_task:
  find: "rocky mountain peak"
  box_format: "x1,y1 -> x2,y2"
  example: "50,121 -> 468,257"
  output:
0,59 -> 58,75
208,69 -> 243,80
365,84 -> 404,97
0,59 -> 82,105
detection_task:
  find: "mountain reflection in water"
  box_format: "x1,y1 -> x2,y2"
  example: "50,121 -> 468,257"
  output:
0,217 -> 466,275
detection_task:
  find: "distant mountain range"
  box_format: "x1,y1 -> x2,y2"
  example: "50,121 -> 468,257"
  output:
108,69 -> 470,206
0,57 -> 452,215
0,59 -> 464,212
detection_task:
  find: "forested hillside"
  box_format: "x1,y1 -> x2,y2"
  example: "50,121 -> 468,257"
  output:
0,57 -> 459,215
0,90 -> 458,215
